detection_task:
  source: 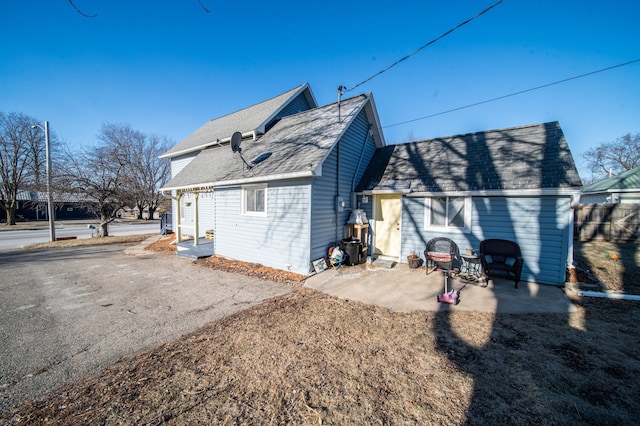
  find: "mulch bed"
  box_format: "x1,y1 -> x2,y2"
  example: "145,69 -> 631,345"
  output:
145,236 -> 306,285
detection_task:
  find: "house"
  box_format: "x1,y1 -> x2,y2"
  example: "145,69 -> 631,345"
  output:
0,190 -> 95,222
574,167 -> 640,241
355,121 -> 583,285
160,83 -> 385,275
580,166 -> 640,204
161,83 -> 583,285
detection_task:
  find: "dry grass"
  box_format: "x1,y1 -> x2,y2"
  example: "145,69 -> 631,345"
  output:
2,239 -> 640,424
573,240 -> 640,294
25,234 -> 155,250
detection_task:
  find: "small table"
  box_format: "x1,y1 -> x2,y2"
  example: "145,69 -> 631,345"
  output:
460,254 -> 482,279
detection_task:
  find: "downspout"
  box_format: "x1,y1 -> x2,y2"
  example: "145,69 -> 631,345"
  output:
578,291 -> 640,301
335,140 -> 340,243
567,193 -> 580,270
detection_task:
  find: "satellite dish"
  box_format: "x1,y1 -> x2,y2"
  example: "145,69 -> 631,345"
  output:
230,131 -> 242,153
251,152 -> 272,166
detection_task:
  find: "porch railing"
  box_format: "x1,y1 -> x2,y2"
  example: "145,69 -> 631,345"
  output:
160,212 -> 173,235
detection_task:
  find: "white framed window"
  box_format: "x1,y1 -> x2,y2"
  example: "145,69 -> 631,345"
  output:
425,196 -> 471,232
242,184 -> 267,216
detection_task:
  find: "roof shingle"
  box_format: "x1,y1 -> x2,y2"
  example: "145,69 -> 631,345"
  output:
161,84 -> 315,158
357,121 -> 582,193
162,94 -> 370,190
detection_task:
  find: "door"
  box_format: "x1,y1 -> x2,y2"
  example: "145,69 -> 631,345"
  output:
373,194 -> 402,257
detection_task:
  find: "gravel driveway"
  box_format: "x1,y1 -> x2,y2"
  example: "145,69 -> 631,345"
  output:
0,243 -> 292,414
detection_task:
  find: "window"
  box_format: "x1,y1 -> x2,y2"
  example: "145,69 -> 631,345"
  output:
425,196 -> 471,232
242,184 -> 267,216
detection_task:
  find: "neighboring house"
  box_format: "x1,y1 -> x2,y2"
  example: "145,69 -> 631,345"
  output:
0,190 -> 95,222
160,83 -> 385,275
580,166 -> 640,204
355,121 -> 582,285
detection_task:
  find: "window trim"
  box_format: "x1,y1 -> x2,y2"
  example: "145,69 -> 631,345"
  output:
424,196 -> 471,233
241,184 -> 267,217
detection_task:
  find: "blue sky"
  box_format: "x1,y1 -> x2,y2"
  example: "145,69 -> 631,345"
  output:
2,0 -> 639,179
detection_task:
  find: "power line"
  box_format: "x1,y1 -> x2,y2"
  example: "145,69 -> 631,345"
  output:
384,58 -> 640,129
343,0 -> 505,93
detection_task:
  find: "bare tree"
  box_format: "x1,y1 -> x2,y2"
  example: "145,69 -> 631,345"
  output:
57,122 -> 172,236
583,132 -> 640,180
60,142 -> 128,237
136,133 -> 172,220
98,123 -> 171,220
0,112 -> 50,225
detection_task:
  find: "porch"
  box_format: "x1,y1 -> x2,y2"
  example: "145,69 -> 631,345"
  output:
176,237 -> 214,259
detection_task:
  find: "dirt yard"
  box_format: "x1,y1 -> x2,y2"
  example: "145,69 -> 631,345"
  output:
573,240 -> 640,294
1,238 -> 639,424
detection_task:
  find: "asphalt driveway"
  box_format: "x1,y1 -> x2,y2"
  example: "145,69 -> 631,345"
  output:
0,243 -> 292,414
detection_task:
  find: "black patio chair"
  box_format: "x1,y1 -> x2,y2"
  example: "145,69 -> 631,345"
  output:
479,239 -> 523,288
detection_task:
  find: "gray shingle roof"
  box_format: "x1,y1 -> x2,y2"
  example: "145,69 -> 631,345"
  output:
162,94 -> 371,190
160,83 -> 316,158
581,166 -> 640,193
357,121 -> 582,193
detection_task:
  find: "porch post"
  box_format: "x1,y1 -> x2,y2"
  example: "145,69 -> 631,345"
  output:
176,192 -> 183,242
194,192 -> 200,247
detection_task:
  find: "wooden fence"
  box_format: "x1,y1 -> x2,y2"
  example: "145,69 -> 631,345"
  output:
574,204 -> 640,241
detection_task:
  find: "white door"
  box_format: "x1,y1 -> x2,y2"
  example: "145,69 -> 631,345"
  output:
373,194 -> 402,257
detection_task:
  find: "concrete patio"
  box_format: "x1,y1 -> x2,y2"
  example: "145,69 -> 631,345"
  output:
304,261 -> 574,314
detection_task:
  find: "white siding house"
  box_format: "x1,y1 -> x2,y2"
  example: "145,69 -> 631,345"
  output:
161,83 -> 385,275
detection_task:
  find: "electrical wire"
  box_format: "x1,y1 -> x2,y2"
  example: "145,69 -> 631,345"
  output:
384,58 -> 640,128
197,0 -> 212,13
68,0 -> 97,18
343,0 -> 505,93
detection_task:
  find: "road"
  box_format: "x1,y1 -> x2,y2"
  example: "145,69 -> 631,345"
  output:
0,243 -> 292,414
0,222 -> 159,251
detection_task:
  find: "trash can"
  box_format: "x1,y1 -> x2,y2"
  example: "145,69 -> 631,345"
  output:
340,237 -> 363,266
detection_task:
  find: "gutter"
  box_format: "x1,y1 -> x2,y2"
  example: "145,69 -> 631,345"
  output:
159,130 -> 257,159
160,170 -> 315,192
403,188 -> 582,197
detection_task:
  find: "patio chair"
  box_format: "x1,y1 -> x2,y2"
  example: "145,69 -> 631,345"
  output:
424,237 -> 458,276
479,239 -> 523,288
425,237 -> 461,304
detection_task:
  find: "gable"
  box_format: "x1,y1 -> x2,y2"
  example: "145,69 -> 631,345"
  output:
357,121 -> 582,194
160,83 -> 317,159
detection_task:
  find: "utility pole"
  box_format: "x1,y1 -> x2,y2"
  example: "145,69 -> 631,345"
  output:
44,121 -> 55,242
32,121 -> 55,242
